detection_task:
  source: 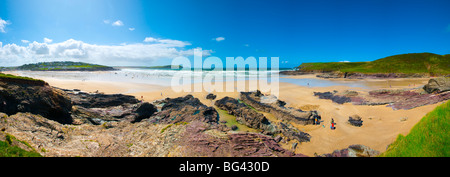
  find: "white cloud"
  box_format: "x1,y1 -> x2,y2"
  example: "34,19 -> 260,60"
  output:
21,40 -> 30,44
103,20 -> 110,24
112,20 -> 124,26
143,37 -> 158,42
0,18 -> 11,33
213,37 -> 225,42
44,38 -> 53,43
143,37 -> 191,47
339,60 -> 350,62
0,38 -> 212,66
129,27 -> 135,31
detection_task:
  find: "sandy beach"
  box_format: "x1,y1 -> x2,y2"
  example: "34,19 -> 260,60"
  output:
16,72 -> 439,156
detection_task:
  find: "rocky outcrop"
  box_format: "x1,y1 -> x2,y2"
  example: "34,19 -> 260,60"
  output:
0,112 -> 185,157
71,102 -> 157,124
423,77 -> 450,93
368,89 -> 450,110
133,102 -> 158,123
240,90 -> 321,125
215,96 -> 311,143
282,70 -> 429,79
313,91 -> 352,104
206,93 -> 217,100
0,79 -> 307,157
0,111 -> 305,157
314,89 -> 450,110
279,70 -> 314,75
214,96 -> 277,134
344,73 -> 427,79
0,80 -> 72,124
178,121 -> 305,157
348,115 -> 363,127
62,89 -> 157,124
151,95 -> 219,124
63,89 -> 139,108
318,144 -> 380,157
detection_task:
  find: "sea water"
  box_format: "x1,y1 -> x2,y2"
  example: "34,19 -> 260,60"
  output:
13,67 -> 369,88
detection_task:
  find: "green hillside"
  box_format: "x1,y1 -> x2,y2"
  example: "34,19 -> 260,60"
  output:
380,100 -> 450,157
3,61 -> 116,71
298,53 -> 450,75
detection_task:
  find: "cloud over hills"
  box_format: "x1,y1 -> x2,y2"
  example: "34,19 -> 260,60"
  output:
0,38 -> 212,66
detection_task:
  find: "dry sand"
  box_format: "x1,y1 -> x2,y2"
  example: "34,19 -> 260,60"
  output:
9,72 -> 441,156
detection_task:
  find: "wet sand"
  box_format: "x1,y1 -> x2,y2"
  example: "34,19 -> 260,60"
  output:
4,71 -> 442,156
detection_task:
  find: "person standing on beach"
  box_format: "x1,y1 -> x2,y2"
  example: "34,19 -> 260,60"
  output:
331,118 -> 336,130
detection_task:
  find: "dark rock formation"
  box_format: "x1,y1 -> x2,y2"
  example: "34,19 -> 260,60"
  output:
318,144 -> 380,157
279,70 -> 313,75
231,125 -> 238,130
215,96 -> 311,143
348,114 -> 363,127
0,80 -> 73,124
206,93 -> 217,100
313,91 -> 352,104
152,95 -> 219,124
278,122 -> 311,142
133,102 -> 158,123
423,77 -> 450,93
62,88 -> 157,124
64,89 -> 139,108
240,91 -> 321,125
214,96 -> 277,134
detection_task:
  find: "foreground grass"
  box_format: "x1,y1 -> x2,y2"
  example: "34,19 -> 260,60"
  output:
380,100 -> 450,157
0,134 -> 42,157
0,72 -> 43,82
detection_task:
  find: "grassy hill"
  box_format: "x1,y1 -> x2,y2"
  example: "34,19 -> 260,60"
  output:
380,100 -> 450,157
297,53 -> 450,75
2,61 -> 116,71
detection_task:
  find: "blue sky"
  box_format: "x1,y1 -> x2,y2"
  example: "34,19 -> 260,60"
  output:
0,0 -> 450,67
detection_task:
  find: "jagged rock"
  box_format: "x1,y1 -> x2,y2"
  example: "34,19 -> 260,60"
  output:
71,102 -> 157,124
133,102 -> 157,123
180,121 -> 303,157
152,95 -> 219,124
240,91 -> 321,125
313,91 -> 352,104
423,77 -> 450,93
0,111 -> 305,157
231,125 -> 238,130
215,96 -> 311,143
318,144 -> 380,157
0,80 -> 72,124
315,89 -> 450,110
64,89 -> 139,108
206,93 -> 217,100
278,122 -> 311,142
214,96 -> 278,134
348,114 -> 363,127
